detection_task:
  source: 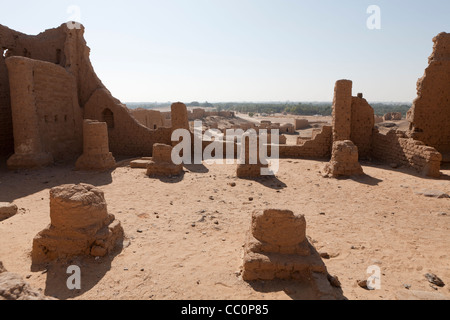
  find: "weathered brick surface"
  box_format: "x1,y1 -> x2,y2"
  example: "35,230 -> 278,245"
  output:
350,97 -> 374,159
76,120 -> 116,170
372,129 -> 442,177
6,57 -> 82,168
407,32 -> 450,154
84,89 -> 172,157
332,80 -> 353,141
130,109 -> 166,130
322,140 -> 364,177
279,126 -> 332,159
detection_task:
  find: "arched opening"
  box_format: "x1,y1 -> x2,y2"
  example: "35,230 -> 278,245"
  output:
102,108 -> 115,129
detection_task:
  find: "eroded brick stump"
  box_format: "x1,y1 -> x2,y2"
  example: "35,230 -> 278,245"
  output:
146,144 -> 183,177
322,140 -> 364,177
32,184 -> 124,265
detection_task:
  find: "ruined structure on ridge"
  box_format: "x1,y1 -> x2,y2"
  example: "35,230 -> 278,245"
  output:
0,23 -> 172,169
407,32 -> 450,161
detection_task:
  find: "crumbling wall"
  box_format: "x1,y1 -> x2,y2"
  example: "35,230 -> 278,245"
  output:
332,80 -> 353,141
6,56 -> 83,168
0,24 -> 68,156
351,96 -> 374,159
130,108 -> 165,129
0,53 -> 13,156
1,23 -> 174,164
322,140 -> 364,177
84,89 -> 171,156
279,126 -> 332,159
372,129 -> 442,177
407,32 -> 450,154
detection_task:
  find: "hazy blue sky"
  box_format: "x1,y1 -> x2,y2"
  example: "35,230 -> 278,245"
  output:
1,0 -> 449,102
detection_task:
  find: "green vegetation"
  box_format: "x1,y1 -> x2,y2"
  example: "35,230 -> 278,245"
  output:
126,101 -> 412,117
214,102 -> 412,117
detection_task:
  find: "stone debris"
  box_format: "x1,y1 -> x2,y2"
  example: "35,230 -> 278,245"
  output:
425,273 -> 445,287
407,32 -> 450,156
416,190 -> 450,199
0,262 -> 54,300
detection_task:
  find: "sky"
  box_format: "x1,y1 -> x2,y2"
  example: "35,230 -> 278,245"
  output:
1,0 -> 449,103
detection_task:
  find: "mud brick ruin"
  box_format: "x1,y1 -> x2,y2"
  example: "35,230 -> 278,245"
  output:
146,143 -> 183,177
407,32 -> 450,162
32,184 -> 124,266
242,209 -> 336,298
236,133 -> 269,178
322,140 -> 364,178
0,23 -> 447,179
75,120 -> 116,171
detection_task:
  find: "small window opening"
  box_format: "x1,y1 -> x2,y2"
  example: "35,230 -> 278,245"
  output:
56,49 -> 62,65
154,125 -> 157,130
102,108 -> 115,129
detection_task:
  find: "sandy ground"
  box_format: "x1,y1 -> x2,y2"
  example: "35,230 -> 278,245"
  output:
1,157 -> 449,300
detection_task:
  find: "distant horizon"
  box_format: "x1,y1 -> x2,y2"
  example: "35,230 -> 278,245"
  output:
124,101 -> 413,105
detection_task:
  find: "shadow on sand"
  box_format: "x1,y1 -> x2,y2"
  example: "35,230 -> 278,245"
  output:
34,247 -> 123,300
238,175 -> 288,190
146,171 -> 186,184
246,244 -> 347,300
184,163 -> 210,174
0,162 -> 114,203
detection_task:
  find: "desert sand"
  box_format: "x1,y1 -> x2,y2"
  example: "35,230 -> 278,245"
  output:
1,157 -> 449,300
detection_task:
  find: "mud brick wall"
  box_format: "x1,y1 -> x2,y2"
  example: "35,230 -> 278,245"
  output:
407,32 -> 450,154
279,126 -> 332,159
372,129 -> 442,177
6,57 -> 83,163
332,80 -> 353,141
84,89 -> 172,157
0,24 -> 67,156
130,109 -> 165,129
350,97 -> 375,159
0,56 -> 13,156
